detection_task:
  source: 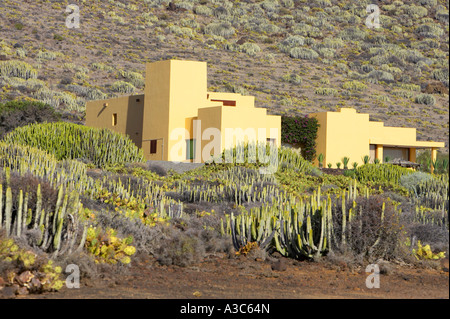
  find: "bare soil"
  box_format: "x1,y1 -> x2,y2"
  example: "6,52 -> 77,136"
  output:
14,254 -> 449,300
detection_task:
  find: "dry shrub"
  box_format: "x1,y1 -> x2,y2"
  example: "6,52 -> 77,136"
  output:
331,195 -> 407,263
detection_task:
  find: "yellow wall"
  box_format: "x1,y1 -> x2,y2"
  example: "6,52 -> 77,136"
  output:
85,94 -> 144,148
310,108 -> 370,168
142,60 -> 171,161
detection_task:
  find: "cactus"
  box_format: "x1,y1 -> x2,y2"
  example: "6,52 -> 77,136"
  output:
0,176 -> 87,257
16,190 -> 23,237
3,122 -> 145,169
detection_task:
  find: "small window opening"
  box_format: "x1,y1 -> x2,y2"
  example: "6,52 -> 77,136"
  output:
150,140 -> 157,154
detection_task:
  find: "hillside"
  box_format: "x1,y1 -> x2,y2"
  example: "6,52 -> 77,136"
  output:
0,0 -> 448,152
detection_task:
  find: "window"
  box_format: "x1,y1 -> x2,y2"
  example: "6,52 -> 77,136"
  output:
150,140 -> 157,154
112,113 -> 117,126
211,99 -> 236,106
384,147 -> 409,162
186,139 -> 196,160
136,98 -> 141,102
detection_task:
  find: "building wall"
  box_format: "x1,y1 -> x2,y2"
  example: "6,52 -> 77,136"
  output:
311,108 -> 370,168
87,59 -> 282,163
142,60 -> 172,161
198,106 -> 223,162
368,122 -> 417,145
85,94 -> 144,148
167,60 -> 209,163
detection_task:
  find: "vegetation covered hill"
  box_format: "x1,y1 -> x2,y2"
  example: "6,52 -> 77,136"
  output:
0,0 -> 448,152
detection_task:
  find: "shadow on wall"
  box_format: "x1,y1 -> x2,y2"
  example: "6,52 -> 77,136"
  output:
125,95 -> 144,149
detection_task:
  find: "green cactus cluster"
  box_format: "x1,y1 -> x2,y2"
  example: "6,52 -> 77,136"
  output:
0,142 -> 91,193
222,180 -> 403,260
355,163 -> 414,185
3,122 -> 145,168
0,172 -> 87,257
222,206 -> 278,251
410,174 -> 448,212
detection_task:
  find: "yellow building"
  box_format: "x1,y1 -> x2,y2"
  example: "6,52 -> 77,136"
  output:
310,108 -> 445,170
86,60 -> 281,163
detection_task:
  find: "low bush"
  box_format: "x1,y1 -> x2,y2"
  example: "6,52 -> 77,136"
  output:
0,60 -> 37,79
289,47 -> 319,60
400,171 -> 433,190
204,22 -> 235,38
281,116 -> 319,162
0,100 -> 61,138
415,93 -> 436,106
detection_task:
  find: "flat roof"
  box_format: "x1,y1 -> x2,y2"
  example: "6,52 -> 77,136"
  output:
369,139 -> 445,149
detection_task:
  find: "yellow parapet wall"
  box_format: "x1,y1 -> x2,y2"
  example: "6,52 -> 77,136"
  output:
310,108 -> 445,168
86,59 -> 281,163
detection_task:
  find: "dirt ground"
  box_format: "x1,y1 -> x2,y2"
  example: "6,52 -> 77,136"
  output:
12,254 -> 449,300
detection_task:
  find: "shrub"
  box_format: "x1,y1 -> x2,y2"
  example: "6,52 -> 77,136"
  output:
194,5 -> 213,16
281,116 -> 319,162
316,48 -> 336,58
338,27 -> 367,41
289,47 -> 319,60
168,25 -> 196,39
321,37 -> 345,49
432,68 -> 449,86
278,35 -> 305,53
315,87 -> 338,96
3,122 -> 145,168
415,93 -> 436,106
118,70 -> 145,88
204,22 -> 235,38
110,81 -> 136,94
66,85 -> 107,101
400,172 -> 433,190
226,42 -> 261,56
36,50 -> 63,61
400,5 -> 428,18
0,100 -> 61,138
342,80 -> 367,91
0,60 -> 37,79
415,23 -> 445,38
281,73 -> 302,85
392,90 -> 414,99
366,70 -> 395,84
33,88 -> 84,112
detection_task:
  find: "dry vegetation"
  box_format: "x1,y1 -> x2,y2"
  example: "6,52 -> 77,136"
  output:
0,0 -> 448,151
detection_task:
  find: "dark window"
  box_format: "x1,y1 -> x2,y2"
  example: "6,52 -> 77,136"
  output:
112,113 -> 117,126
136,98 -> 140,102
211,99 -> 236,106
150,140 -> 157,154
